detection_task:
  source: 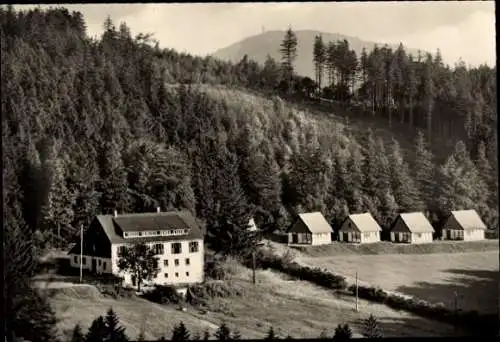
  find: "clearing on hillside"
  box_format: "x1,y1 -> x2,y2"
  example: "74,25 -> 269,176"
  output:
266,240 -> 498,313
43,261 -> 463,340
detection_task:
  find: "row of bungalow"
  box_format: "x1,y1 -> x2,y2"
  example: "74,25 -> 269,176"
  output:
286,209 -> 488,246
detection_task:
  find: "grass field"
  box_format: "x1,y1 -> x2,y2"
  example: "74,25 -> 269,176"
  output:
40,260 -> 462,340
266,241 -> 499,314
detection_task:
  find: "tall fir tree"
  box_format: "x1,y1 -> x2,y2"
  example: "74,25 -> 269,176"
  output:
313,34 -> 326,94
279,26 -> 298,94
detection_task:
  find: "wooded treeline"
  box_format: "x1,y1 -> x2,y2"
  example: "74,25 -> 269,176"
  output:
1,7 -> 497,341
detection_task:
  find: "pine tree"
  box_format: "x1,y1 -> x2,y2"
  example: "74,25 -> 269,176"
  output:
265,326 -> 276,340
214,323 -> 231,340
389,139 -> 424,213
414,130 -> 436,212
103,308 -> 128,342
280,26 -> 298,94
362,314 -> 382,338
171,321 -> 190,341
40,151 -> 76,248
85,316 -> 107,342
333,324 -> 352,341
313,34 -> 326,94
422,53 -> 435,141
71,324 -> 86,342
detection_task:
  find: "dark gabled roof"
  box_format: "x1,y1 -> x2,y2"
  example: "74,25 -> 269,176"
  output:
68,211 -> 203,255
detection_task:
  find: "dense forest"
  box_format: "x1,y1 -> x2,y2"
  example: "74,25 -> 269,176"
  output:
1,7 -> 497,341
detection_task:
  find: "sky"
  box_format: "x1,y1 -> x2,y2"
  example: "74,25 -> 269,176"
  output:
16,1 -> 496,67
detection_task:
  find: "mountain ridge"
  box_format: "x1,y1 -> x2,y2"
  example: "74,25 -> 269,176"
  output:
213,30 -> 425,79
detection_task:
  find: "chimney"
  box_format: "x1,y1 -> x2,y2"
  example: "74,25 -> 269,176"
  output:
157,207 -> 161,213
114,210 -> 118,217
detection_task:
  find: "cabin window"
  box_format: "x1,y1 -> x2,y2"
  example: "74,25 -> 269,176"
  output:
157,231 -> 161,235
74,256 -> 78,264
153,243 -> 164,255
175,272 -> 179,277
416,233 -> 422,238
164,260 -> 169,267
164,273 -> 168,278
172,242 -> 182,254
189,241 -> 199,253
186,272 -> 189,277
184,229 -> 189,234
138,232 -> 142,236
174,259 -> 179,266
185,258 -> 190,265
98,259 -> 102,266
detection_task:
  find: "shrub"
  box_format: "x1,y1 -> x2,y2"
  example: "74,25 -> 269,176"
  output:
186,281 -> 242,305
142,285 -> 183,305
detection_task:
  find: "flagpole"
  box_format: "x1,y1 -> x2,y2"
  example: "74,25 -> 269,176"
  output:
80,224 -> 83,283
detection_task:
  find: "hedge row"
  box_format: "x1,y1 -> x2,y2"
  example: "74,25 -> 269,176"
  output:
347,285 -> 498,336
252,249 -> 348,290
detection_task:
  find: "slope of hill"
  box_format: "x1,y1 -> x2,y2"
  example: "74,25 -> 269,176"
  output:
213,30 -> 424,78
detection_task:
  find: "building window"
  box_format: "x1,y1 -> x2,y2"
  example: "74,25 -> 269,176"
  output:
103,262 -> 106,269
164,260 -> 169,267
185,258 -> 190,265
154,243 -> 164,255
186,272 -> 189,277
172,242 -> 182,254
189,241 -> 199,253
118,246 -> 127,256
124,232 -> 128,237
74,256 -> 78,264
416,233 -> 422,238
164,273 -> 168,278
157,231 -> 161,235
138,232 -> 142,236
175,272 -> 179,277
98,259 -> 102,266
82,257 -> 86,265
174,259 -> 179,266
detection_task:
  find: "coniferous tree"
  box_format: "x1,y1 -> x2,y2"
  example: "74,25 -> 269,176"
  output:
413,130 -> 436,212
265,326 -> 277,340
171,322 -> 190,341
389,139 -> 424,213
333,324 -> 352,341
313,34 -> 326,94
71,324 -> 86,342
85,316 -> 107,342
104,308 -> 128,342
215,323 -> 231,340
362,314 -> 382,338
279,26 -> 298,94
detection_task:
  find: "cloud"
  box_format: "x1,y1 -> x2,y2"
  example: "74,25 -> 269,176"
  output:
381,10 -> 496,66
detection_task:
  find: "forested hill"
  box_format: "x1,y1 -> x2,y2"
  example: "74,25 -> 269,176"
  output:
213,30 -> 423,79
2,6 -> 498,260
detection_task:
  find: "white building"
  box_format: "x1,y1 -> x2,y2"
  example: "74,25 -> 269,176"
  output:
390,212 -> 434,244
338,213 -> 382,244
68,209 -> 204,288
441,210 -> 487,241
287,212 -> 333,246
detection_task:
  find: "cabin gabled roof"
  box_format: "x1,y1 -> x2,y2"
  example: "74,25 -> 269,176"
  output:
448,210 -> 487,230
397,212 -> 435,233
342,213 -> 382,232
290,212 -> 333,234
